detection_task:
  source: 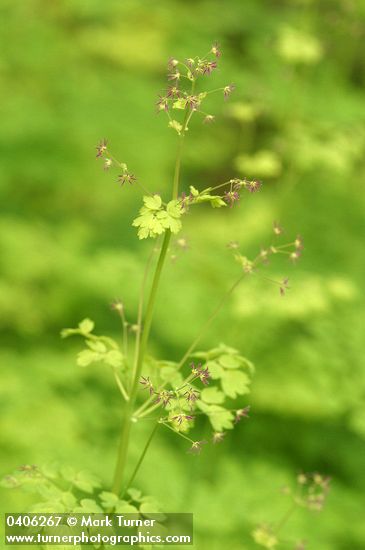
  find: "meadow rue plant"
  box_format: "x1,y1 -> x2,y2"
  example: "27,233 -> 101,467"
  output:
2,44 -> 308,543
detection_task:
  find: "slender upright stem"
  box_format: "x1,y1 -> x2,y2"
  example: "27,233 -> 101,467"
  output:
122,423 -> 159,497
112,124 -> 188,495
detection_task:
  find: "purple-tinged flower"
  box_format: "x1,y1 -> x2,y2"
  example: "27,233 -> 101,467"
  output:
186,58 -> 195,68
172,413 -> 195,425
96,138 -> 107,158
273,221 -> 283,236
211,42 -> 221,58
156,94 -> 169,112
245,179 -> 262,193
203,114 -> 215,124
290,250 -> 301,263
199,366 -> 210,386
118,172 -> 137,185
190,362 -> 202,377
168,70 -> 181,81
188,440 -> 207,454
223,84 -> 235,100
111,299 -> 124,312
280,277 -> 289,296
200,60 -> 217,75
190,362 -> 210,385
155,390 -> 174,407
212,432 -> 226,444
139,376 -> 154,395
167,57 -> 179,70
184,387 -> 200,407
103,158 -> 112,171
166,85 -> 180,98
234,406 -> 250,424
223,190 -> 240,208
185,95 -> 199,110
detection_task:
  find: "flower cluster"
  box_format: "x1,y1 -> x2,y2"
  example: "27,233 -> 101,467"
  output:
95,139 -> 137,186
156,43 -> 235,133
229,222 -> 304,295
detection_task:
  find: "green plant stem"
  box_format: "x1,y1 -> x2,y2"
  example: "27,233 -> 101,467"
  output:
112,116 -> 189,495
274,500 -> 298,534
121,423 -> 159,498
112,231 -> 171,494
112,368 -> 129,401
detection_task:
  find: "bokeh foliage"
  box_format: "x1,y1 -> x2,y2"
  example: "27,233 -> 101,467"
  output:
1,0 -> 365,548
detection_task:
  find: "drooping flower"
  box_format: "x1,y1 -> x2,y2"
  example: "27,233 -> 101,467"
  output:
155,390 -> 174,407
279,277 -> 289,296
168,70 -> 181,81
223,190 -> 240,208
103,158 -> 112,170
212,432 -> 226,444
111,299 -> 124,312
223,84 -> 235,100
185,95 -> 199,110
167,57 -> 179,70
199,366 -> 210,385
273,221 -> 283,236
166,85 -> 180,98
96,138 -> 108,158
290,250 -> 301,263
139,376 -> 154,395
245,179 -> 262,193
118,172 -> 137,185
171,413 -> 195,425
188,440 -> 207,454
184,387 -> 200,407
203,114 -> 215,124
295,234 -> 303,250
156,95 -> 169,113
200,60 -> 217,75
234,406 -> 250,424
211,42 -> 222,58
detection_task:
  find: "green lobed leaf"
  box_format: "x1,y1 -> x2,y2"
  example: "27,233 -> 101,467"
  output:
221,370 -> 251,399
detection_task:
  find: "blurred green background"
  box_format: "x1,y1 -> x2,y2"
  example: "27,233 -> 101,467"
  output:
1,0 -> 365,548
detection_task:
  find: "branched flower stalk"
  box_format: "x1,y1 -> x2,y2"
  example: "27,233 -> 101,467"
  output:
2,44 -> 308,528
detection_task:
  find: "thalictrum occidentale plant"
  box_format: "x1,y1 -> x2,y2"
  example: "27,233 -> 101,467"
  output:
2,44 -> 304,519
